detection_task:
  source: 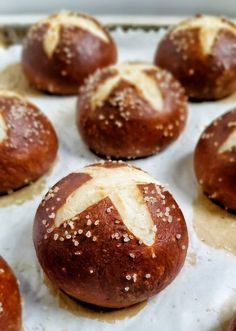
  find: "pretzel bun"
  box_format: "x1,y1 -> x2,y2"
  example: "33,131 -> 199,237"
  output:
194,108 -> 236,210
0,256 -> 22,331
22,11 -> 117,95
76,63 -> 187,159
228,313 -> 236,331
33,161 -> 188,308
0,91 -> 58,194
155,15 -> 236,100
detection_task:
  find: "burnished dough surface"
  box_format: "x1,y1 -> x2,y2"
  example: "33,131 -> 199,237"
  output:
33,162 -> 188,308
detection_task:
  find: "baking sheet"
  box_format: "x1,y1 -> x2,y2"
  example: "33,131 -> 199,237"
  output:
0,27 -> 236,331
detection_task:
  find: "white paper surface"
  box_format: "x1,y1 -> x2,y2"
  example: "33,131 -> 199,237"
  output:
0,28 -> 236,331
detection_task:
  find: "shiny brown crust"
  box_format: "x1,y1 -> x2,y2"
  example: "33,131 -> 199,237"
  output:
155,15 -> 236,100
33,161 -> 188,308
22,12 -> 117,95
0,256 -> 22,331
194,108 -> 236,210
228,313 -> 236,331
76,64 -> 187,159
0,93 -> 58,194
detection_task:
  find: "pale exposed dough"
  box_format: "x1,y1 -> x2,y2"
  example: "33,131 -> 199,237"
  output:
218,128 -> 236,153
38,12 -> 109,57
0,113 -> 7,142
91,64 -> 163,111
174,16 -> 236,54
55,165 -> 160,246
0,91 -> 25,142
193,192 -> 236,255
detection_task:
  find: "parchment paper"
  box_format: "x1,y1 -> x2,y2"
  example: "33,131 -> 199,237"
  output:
1,27 -> 236,331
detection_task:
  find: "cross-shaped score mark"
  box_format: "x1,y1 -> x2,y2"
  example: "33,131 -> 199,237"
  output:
38,12 -> 109,57
218,128 -> 236,153
0,92 -> 27,143
174,16 -> 236,54
91,64 -> 164,112
55,166 -> 159,246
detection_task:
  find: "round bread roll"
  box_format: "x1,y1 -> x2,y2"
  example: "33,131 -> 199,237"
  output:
228,313 -> 236,331
194,108 -> 236,210
0,256 -> 22,331
22,11 -> 117,95
33,161 -> 188,308
0,91 -> 58,194
155,15 -> 236,100
76,63 -> 187,159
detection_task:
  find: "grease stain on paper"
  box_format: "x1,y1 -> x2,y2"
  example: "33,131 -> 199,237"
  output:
193,192 -> 236,255
44,275 -> 147,323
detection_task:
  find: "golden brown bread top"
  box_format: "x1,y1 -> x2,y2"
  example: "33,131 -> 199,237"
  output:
155,15 -> 236,100
0,91 -> 58,193
54,163 -> 161,246
89,64 -> 164,112
22,11 -> 117,95
0,91 -> 52,150
36,161 -> 186,247
197,110 -> 236,158
79,62 -> 186,115
27,11 -> 109,58
77,62 -> 187,159
34,161 -> 188,307
170,15 -> 236,55
194,108 -> 236,210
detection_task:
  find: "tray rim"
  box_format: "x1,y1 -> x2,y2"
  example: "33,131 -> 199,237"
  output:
0,14 -> 189,27
0,14 -> 235,26
0,15 -> 183,47
1,14 -> 236,46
